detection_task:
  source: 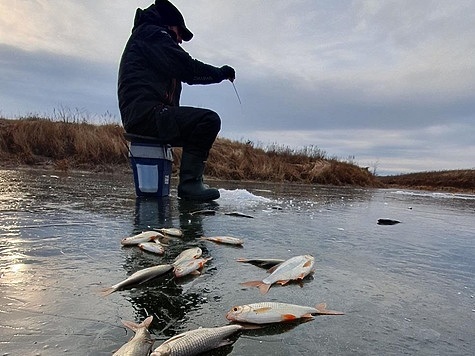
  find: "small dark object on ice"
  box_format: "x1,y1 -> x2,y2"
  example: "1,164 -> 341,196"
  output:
224,211 -> 254,218
378,219 -> 401,225
190,209 -> 217,216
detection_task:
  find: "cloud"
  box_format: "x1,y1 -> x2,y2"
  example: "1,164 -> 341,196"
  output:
0,44 -> 116,116
1,0 -> 474,174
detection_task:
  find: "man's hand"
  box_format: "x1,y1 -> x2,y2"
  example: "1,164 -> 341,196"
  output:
220,65 -> 236,82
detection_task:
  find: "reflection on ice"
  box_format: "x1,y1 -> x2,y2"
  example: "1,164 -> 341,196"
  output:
393,189 -> 475,200
0,168 -> 473,355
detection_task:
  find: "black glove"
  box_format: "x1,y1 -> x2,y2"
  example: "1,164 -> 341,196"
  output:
220,65 -> 235,82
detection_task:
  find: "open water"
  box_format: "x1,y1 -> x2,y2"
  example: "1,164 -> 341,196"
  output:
0,168 -> 474,355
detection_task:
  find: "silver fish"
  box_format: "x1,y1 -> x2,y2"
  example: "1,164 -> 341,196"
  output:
199,236 -> 244,246
101,264 -> 173,296
121,231 -> 166,246
173,247 -> 203,266
241,254 -> 315,294
225,302 -> 344,324
113,315 -> 155,356
154,227 -> 184,238
138,242 -> 165,255
151,324 -> 244,356
174,257 -> 212,278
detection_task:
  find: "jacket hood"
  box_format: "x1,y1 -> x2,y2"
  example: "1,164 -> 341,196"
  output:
132,2 -> 193,41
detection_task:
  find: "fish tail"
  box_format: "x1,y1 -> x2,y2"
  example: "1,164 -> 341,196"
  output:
121,315 -> 153,331
259,283 -> 271,294
240,280 -> 271,294
100,287 -> 116,297
315,303 -> 345,315
240,280 -> 263,288
141,315 -> 154,328
152,235 -> 169,246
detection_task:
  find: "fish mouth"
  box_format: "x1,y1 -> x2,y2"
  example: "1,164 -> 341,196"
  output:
225,312 -> 234,321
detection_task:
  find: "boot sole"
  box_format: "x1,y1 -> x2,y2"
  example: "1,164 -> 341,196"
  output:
178,191 -> 220,202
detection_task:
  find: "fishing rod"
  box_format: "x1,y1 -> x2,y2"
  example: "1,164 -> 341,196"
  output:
231,80 -> 242,106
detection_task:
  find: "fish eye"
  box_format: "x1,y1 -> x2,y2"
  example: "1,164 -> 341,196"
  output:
233,307 -> 238,312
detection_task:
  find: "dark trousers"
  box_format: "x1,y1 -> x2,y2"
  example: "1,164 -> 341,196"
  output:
128,105 -> 221,158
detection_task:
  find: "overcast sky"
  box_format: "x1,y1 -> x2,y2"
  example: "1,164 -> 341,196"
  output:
1,0 -> 474,175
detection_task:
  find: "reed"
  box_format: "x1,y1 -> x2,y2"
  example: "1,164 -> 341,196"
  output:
1,116 -> 472,192
0,116 -> 381,186
0,116 -> 125,171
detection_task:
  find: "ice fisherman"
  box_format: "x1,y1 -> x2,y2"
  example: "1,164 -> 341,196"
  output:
118,0 -> 235,201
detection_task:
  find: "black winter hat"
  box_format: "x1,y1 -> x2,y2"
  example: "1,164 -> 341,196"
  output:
155,0 -> 193,41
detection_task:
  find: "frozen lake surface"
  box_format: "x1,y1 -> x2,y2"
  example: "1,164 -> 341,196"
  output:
0,168 -> 474,355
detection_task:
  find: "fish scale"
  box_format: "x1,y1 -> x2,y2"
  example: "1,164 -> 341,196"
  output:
151,325 -> 243,356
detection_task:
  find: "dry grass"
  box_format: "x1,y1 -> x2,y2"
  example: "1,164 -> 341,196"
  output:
1,116 -> 473,192
0,117 -> 126,171
379,170 -> 475,193
0,116 -> 381,187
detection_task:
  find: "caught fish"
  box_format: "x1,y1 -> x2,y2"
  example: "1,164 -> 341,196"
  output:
189,209 -> 216,216
241,254 -> 315,294
154,227 -> 184,238
121,231 -> 165,246
101,264 -> 173,296
174,257 -> 212,278
113,315 -> 155,356
236,257 -> 285,269
199,236 -> 244,246
173,247 -> 203,266
224,211 -> 254,218
138,242 -> 165,255
151,324 -> 245,356
225,302 -> 344,324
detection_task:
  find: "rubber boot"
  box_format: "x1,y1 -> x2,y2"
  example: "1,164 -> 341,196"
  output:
178,151 -> 220,201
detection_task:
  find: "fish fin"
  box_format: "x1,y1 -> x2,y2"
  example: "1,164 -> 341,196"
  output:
241,280 -> 271,294
315,303 -> 345,315
152,235 -> 169,246
277,279 -> 290,285
281,314 -> 298,321
190,270 -> 201,276
141,315 -> 154,328
217,339 -> 236,348
240,280 -> 263,288
266,265 -> 279,274
121,319 -> 141,332
100,287 -> 116,297
301,313 -> 315,319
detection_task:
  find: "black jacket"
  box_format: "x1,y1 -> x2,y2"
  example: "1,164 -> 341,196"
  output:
118,5 -> 227,131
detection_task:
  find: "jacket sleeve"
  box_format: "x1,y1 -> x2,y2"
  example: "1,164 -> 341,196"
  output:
142,27 -> 225,85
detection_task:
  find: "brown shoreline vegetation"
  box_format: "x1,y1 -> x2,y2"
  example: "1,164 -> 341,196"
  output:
0,117 -> 473,194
